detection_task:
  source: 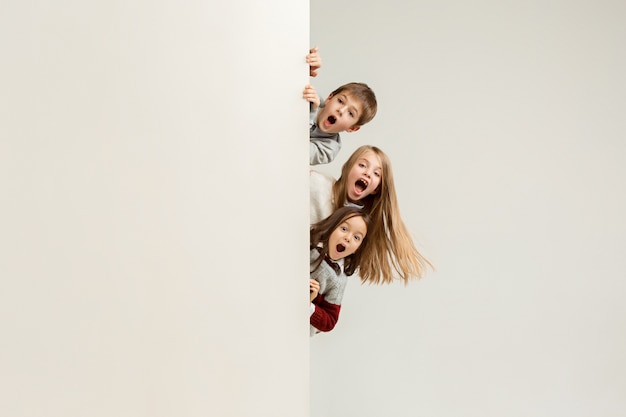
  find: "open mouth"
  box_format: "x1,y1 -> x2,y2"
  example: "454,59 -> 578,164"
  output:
336,244 -> 346,253
355,179 -> 368,192
327,115 -> 336,125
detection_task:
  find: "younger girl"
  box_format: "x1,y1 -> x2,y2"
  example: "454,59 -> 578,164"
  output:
310,145 -> 433,285
309,206 -> 370,336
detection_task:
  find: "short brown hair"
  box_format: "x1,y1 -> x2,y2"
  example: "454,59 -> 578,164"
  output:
331,82 -> 377,126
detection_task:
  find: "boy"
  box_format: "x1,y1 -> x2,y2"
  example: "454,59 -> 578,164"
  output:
304,48 -> 377,165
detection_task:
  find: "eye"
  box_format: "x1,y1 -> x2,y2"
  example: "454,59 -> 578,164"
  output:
341,226 -> 348,232
354,235 -> 361,242
374,171 -> 381,177
338,98 -> 344,104
349,111 -> 355,118
358,162 -> 365,168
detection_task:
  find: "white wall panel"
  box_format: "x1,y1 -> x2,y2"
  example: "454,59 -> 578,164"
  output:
0,2 -> 309,416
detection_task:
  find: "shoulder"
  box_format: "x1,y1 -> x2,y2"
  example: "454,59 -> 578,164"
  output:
310,170 -> 335,224
310,128 -> 341,145
310,246 -> 322,262
310,169 -> 335,187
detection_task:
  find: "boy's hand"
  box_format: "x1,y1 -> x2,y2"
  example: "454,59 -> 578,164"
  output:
303,84 -> 320,110
306,46 -> 322,77
310,279 -> 320,302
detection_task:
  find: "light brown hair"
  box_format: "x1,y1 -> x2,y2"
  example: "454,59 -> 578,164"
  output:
331,82 -> 377,126
332,145 -> 433,284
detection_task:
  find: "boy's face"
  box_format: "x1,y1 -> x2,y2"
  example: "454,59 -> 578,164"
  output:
346,150 -> 382,202
328,215 -> 367,261
316,92 -> 363,134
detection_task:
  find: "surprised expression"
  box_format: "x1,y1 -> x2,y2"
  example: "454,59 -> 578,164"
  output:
328,215 -> 368,261
316,92 -> 363,134
346,150 -> 382,202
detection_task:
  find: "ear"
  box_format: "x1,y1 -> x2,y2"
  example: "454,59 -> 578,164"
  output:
325,93 -> 334,102
346,125 -> 361,133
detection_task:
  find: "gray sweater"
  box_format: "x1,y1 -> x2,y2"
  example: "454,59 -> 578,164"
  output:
310,106 -> 341,165
310,248 -> 347,336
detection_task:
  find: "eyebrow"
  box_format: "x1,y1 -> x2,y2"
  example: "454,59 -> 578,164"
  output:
339,94 -> 360,117
359,158 -> 381,171
346,219 -> 367,234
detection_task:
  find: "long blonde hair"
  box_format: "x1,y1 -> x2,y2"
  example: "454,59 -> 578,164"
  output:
332,145 -> 433,284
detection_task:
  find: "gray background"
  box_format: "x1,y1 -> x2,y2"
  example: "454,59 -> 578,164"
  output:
310,1 -> 626,416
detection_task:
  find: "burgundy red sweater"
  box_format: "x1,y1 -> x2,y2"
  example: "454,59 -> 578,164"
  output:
310,248 -> 348,336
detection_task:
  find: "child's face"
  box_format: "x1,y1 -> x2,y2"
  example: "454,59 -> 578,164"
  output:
346,150 -> 382,202
328,216 -> 367,261
316,92 -> 363,134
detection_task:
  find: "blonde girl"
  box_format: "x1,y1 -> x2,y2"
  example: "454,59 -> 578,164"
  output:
310,145 -> 432,285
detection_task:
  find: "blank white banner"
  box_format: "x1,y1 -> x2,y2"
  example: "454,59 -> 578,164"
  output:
1,1 -> 310,416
